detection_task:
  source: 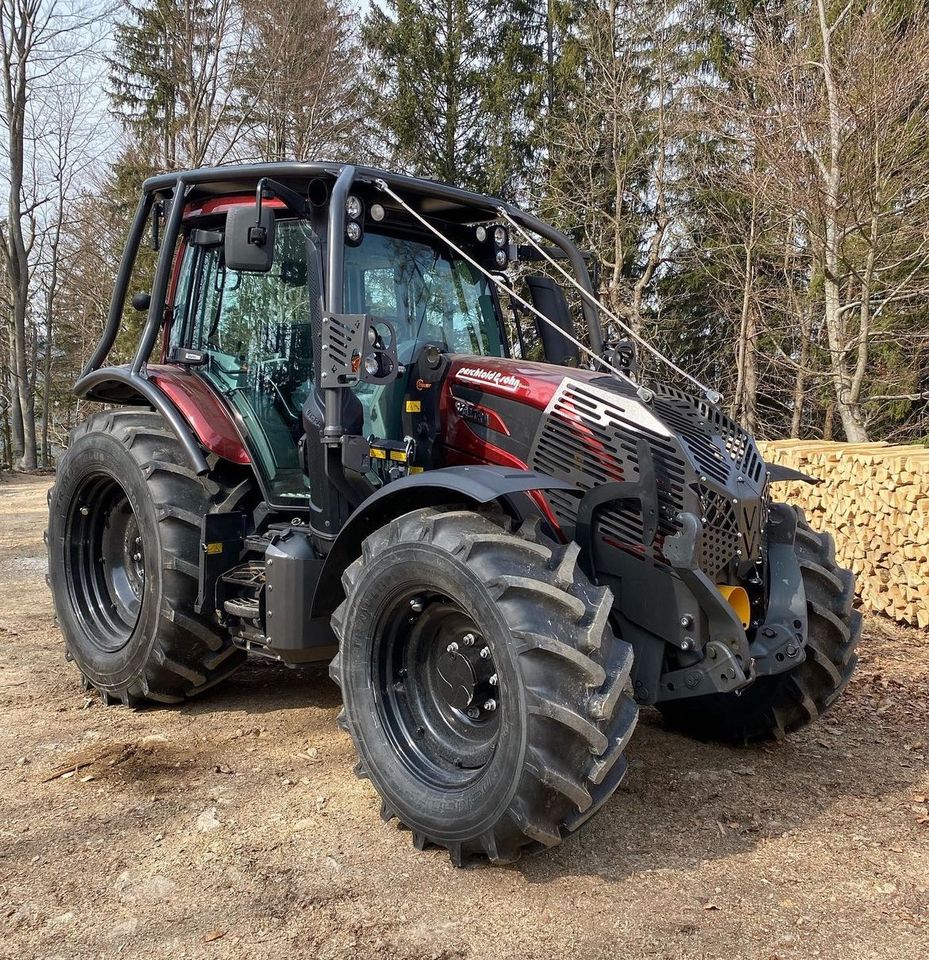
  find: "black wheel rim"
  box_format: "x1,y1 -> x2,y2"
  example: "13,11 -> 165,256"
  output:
65,473 -> 145,653
374,589 -> 501,790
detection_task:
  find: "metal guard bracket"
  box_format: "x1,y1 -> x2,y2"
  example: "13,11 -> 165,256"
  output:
751,503 -> 809,677
663,510 -> 753,669
658,639 -> 752,701
319,313 -> 398,387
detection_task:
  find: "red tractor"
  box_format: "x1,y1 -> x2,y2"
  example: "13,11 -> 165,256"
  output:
47,164 -> 860,865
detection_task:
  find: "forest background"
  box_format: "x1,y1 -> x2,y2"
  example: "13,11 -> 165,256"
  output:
3,0 -> 928,470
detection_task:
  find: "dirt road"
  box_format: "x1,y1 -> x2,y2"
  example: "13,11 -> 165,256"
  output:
1,474 -> 927,959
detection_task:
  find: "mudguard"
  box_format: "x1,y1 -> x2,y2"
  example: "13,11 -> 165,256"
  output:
309,465 -> 577,620
766,462 -> 820,485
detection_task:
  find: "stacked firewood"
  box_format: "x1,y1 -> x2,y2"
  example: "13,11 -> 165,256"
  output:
759,441 -> 929,629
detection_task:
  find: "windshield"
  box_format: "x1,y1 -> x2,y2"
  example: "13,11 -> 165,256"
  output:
344,231 -> 504,359
343,230 -> 505,439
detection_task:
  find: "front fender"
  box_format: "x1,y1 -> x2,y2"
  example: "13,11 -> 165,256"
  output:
309,465 -> 576,620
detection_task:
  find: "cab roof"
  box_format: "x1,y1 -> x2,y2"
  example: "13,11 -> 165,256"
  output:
142,161 -> 509,226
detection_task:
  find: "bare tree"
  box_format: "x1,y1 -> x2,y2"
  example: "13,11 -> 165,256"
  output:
234,0 -> 362,162
0,0 -> 44,469
746,2 -> 929,440
544,0 -> 684,357
0,0 -> 103,469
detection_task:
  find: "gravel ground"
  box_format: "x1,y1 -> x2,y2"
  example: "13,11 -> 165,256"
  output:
1,473 -> 927,960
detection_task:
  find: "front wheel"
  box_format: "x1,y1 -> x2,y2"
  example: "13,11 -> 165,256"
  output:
329,508 -> 638,865
658,505 -> 861,743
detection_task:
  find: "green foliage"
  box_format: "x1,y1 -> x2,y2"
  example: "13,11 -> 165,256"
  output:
362,0 -> 546,198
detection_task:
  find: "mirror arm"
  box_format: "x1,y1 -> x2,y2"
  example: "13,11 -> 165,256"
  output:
254,177 -> 311,237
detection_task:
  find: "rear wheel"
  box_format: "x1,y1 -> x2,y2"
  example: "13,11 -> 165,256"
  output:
47,410 -> 250,705
659,505 -> 861,743
330,507 -> 638,865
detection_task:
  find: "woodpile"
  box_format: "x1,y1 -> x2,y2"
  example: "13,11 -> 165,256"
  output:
759,440 -> 929,629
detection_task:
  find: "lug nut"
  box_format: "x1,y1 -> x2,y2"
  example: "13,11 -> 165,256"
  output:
680,615 -> 693,628
446,642 -> 459,654
489,674 -> 498,686
479,647 -> 490,660
410,597 -> 424,613
132,553 -> 142,562
79,506 -> 89,516
680,638 -> 692,651
483,699 -> 497,712
466,707 -> 480,719
462,632 -> 475,646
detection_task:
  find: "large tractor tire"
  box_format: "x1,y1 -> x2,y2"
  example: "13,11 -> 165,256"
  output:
659,505 -> 861,743
329,507 -> 638,866
47,410 -> 250,705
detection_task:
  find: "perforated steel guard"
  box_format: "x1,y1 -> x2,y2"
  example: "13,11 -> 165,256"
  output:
319,313 -> 398,386
528,378 -> 768,580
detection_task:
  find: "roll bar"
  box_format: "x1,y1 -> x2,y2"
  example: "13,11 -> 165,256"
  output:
74,162 -> 606,476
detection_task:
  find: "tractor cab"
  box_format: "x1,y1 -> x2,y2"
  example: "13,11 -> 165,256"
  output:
118,164 -> 602,524
166,195 -> 510,502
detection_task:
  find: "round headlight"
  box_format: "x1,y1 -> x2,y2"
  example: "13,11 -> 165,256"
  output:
370,202 -> 386,222
493,226 -> 507,247
346,194 -> 363,220
475,225 -> 487,242
363,353 -> 379,377
345,220 -> 362,243
495,248 -> 508,267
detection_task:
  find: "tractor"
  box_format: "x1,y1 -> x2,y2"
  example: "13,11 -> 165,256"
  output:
46,163 -> 861,865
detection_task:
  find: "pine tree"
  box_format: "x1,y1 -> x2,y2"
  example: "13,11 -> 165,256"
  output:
362,0 -> 546,198
108,0 -> 242,169
110,1 -> 187,168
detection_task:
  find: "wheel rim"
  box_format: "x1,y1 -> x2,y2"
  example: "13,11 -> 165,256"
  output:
373,589 -> 501,790
65,473 -> 145,653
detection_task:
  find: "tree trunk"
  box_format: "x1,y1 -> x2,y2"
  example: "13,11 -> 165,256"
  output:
790,305 -> 812,438
41,306 -> 52,467
817,0 -> 868,442
732,197 -> 758,433
0,0 -> 39,469
822,402 -> 834,440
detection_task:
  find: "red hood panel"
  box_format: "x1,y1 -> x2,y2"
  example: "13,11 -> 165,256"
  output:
447,356 -> 603,410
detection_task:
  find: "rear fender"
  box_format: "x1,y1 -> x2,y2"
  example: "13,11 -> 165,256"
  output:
147,365 -> 251,465
309,466 -> 576,620
73,364 -> 251,471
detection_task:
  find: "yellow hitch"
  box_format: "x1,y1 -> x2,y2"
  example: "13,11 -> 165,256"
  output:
717,584 -> 751,628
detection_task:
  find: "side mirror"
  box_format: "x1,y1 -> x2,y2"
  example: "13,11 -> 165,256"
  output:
224,204 -> 276,272
525,275 -> 579,367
